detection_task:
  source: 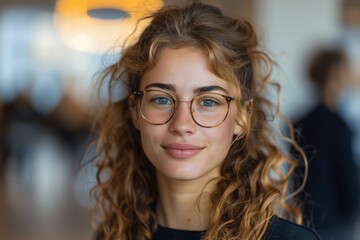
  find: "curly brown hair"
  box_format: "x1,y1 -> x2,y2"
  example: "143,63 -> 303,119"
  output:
90,2 -> 306,239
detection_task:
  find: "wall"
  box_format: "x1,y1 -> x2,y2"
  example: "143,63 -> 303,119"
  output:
255,0 -> 341,120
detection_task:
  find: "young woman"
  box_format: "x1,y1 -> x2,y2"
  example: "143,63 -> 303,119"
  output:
91,2 -> 322,239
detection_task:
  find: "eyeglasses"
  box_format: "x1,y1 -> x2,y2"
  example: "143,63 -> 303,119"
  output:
133,89 -> 235,128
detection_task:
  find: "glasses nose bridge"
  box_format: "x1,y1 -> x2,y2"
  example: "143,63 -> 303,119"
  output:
167,98 -> 197,131
173,99 -> 194,116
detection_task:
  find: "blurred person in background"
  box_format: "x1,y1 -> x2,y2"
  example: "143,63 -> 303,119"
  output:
293,47 -> 360,240
337,74 -> 360,166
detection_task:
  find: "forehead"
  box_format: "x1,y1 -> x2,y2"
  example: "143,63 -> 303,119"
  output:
140,47 -> 232,94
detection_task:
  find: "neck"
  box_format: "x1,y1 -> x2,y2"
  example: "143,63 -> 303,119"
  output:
156,173 -> 217,231
321,90 -> 338,112
321,75 -> 344,112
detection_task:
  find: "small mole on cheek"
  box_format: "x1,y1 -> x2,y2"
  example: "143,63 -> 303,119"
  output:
187,218 -> 191,222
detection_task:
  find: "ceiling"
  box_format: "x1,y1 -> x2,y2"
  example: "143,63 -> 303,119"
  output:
1,0 -> 359,27
0,0 -> 254,20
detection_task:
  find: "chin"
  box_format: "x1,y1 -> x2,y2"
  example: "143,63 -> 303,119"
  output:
160,167 -> 204,181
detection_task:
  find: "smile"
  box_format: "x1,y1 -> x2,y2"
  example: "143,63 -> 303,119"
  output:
162,143 -> 204,159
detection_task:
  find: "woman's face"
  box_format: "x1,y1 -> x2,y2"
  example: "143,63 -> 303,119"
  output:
132,47 -> 242,182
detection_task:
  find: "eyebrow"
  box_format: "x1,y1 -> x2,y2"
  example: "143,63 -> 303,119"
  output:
194,85 -> 230,95
144,83 -> 230,95
144,83 -> 175,91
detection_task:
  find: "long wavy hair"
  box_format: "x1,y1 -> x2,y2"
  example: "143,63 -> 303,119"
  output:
91,2 -> 306,239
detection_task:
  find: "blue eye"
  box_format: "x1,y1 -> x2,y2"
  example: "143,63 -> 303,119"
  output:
200,99 -> 218,107
153,97 -> 172,105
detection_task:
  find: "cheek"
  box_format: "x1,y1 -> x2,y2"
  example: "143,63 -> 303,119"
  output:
210,117 -> 237,149
138,122 -> 163,158
139,123 -> 156,145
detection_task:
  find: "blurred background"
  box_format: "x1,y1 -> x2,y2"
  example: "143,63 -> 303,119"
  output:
0,0 -> 359,239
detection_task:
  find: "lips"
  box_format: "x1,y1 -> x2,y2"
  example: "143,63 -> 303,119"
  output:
162,143 -> 204,159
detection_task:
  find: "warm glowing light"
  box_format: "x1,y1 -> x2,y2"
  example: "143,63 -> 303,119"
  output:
54,0 -> 163,53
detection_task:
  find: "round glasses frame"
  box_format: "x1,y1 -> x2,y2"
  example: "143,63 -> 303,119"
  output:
133,89 -> 235,128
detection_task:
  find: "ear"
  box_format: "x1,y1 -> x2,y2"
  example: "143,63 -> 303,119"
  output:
128,95 -> 140,130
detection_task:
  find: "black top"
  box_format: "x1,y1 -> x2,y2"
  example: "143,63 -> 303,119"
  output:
293,104 -> 360,229
95,216 -> 322,240
153,216 -> 322,240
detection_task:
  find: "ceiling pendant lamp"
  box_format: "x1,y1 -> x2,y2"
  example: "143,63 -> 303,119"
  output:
54,0 -> 163,53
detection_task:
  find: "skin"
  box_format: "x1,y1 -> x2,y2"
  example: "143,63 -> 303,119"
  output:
323,62 -> 351,111
131,47 -> 242,230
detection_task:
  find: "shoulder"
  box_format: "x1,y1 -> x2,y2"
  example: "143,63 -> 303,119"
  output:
295,104 -> 327,126
264,216 -> 322,240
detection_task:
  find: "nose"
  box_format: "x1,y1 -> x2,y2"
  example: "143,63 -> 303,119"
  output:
168,101 -> 196,135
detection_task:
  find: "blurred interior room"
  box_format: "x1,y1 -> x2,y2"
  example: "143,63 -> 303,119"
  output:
0,0 -> 359,239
